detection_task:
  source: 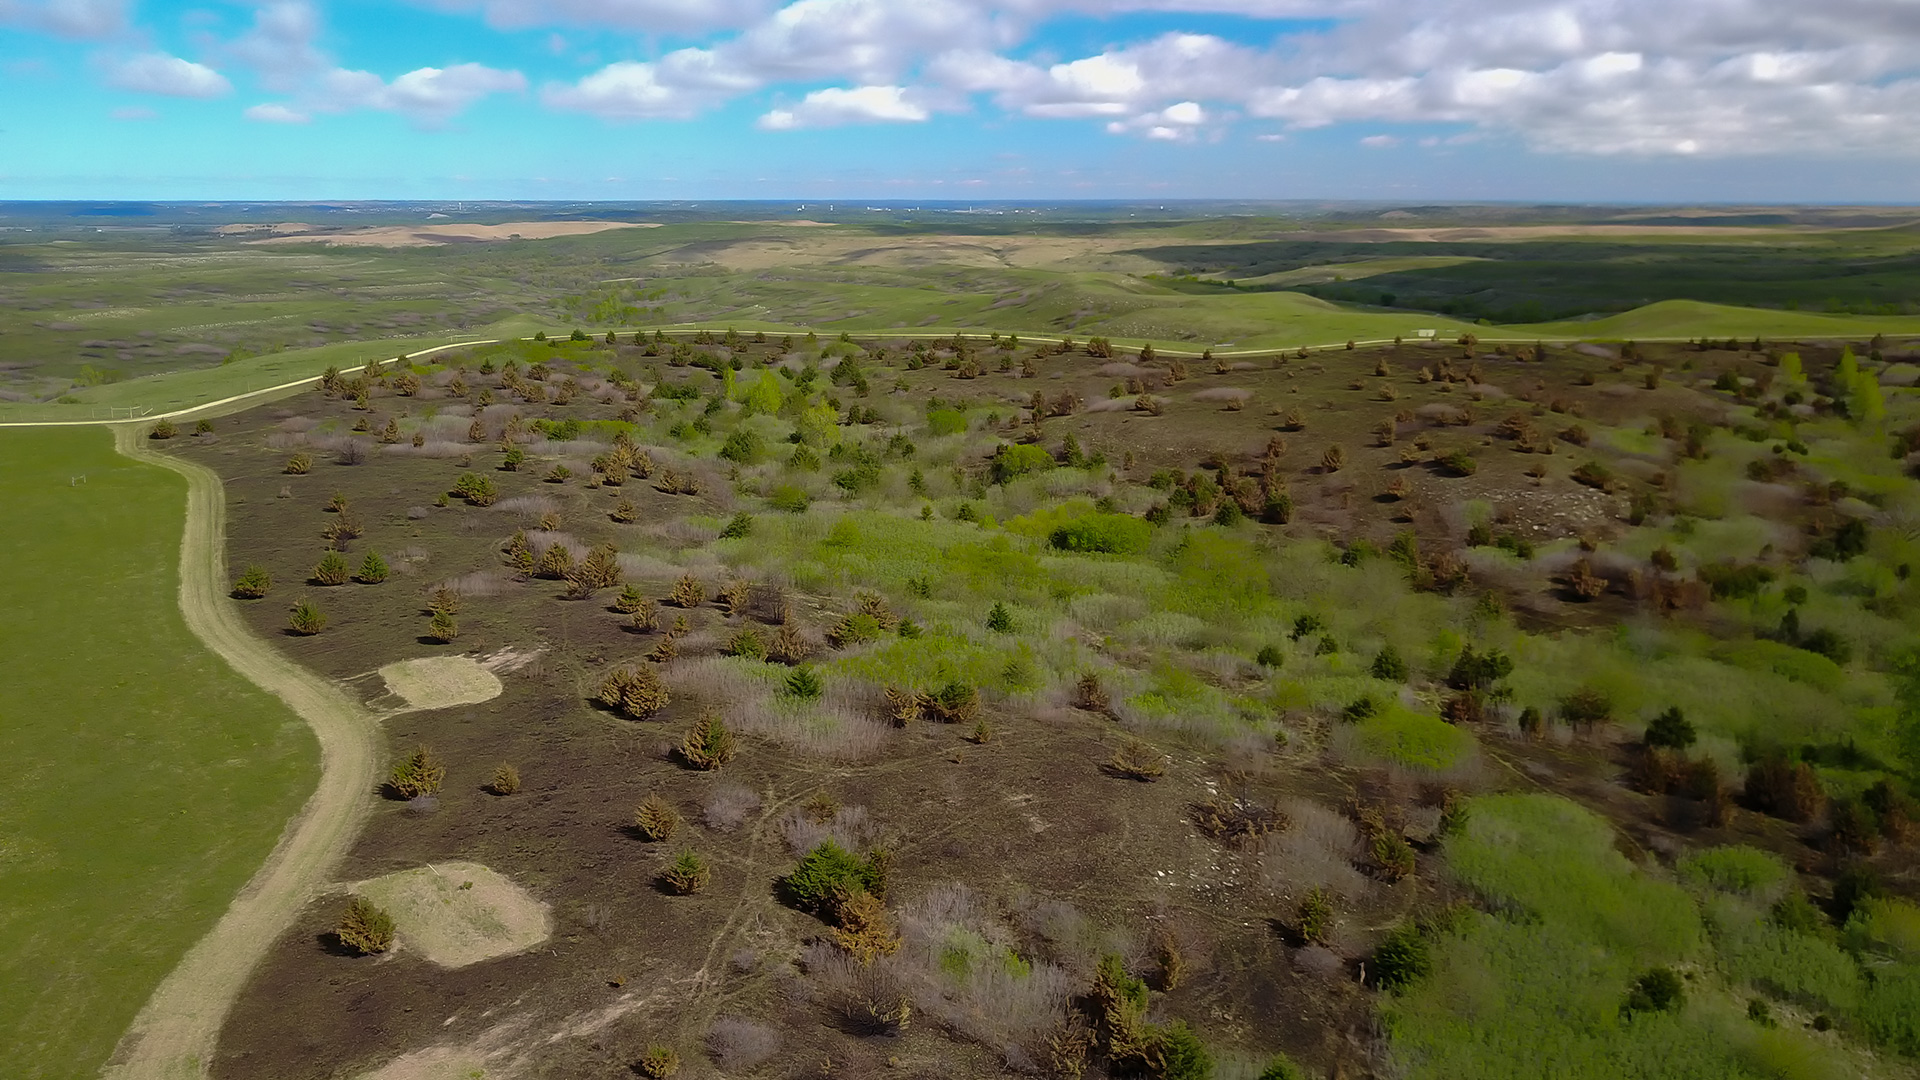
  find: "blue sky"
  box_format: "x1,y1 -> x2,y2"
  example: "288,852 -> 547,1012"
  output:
3,0 -> 1918,201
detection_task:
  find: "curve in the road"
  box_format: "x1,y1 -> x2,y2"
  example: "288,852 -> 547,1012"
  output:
99,424 -> 380,1080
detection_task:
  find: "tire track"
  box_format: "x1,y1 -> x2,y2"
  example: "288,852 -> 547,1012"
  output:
99,424 -> 381,1080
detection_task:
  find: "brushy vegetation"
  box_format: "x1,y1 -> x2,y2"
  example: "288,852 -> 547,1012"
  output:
119,301 -> 1920,1078
336,898 -> 395,956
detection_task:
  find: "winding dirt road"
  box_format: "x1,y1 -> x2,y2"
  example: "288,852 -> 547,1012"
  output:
99,424 -> 380,1080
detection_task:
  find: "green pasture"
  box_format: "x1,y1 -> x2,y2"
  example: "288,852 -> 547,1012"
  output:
0,427 -> 313,1079
1201,255 -> 1492,288
1516,299 -> 1920,342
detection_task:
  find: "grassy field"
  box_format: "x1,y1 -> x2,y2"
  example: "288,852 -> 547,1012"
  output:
0,426 -> 314,1079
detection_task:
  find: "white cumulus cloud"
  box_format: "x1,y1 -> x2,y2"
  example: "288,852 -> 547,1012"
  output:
108,53 -> 233,98
243,102 -> 311,123
317,63 -> 527,126
759,85 -> 930,129
0,0 -> 126,38
226,1 -> 331,91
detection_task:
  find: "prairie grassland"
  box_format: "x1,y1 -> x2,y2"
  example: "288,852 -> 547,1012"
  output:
10,213 -> 1920,424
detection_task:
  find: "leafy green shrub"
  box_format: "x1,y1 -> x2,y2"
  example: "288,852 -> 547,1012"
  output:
1847,897 -> 1920,959
1371,644 -> 1409,682
1150,1022 -> 1212,1080
986,601 -> 1014,633
313,551 -> 350,586
1298,888 -> 1334,944
288,599 -> 327,635
769,484 -> 810,513
1446,645 -> 1512,690
669,573 -> 705,607
1743,753 -> 1826,822
599,665 -> 671,719
1357,706 -> 1475,771
1257,1055 -> 1310,1080
780,840 -> 887,913
1108,736 -> 1168,781
1049,513 -> 1152,555
487,764 -> 520,795
920,681 -> 981,723
451,473 -> 497,506
827,611 -> 884,647
336,898 -> 394,955
990,442 -> 1054,484
1797,627 -> 1851,664
356,551 -> 389,584
662,851 -> 710,895
634,793 -> 680,841
783,665 -> 824,700
678,715 -> 737,770
1090,953 -> 1153,1065
231,564 -> 271,599
1828,797 -> 1880,854
718,429 -> 764,463
636,1046 -> 681,1079
719,511 -> 753,539
1440,451 -> 1477,477
1677,845 -> 1787,900
726,627 -> 766,660
1699,560 -> 1774,599
1263,492 -> 1293,523
1809,517 -> 1869,562
1622,967 -> 1684,1015
926,407 -> 967,436
1643,706 -> 1695,749
1373,832 -> 1417,881
1256,644 -> 1285,668
1559,686 -> 1613,727
388,746 -> 444,799
1373,923 -> 1432,991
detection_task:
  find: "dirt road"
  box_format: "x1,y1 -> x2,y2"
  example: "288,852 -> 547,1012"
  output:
100,424 -> 381,1080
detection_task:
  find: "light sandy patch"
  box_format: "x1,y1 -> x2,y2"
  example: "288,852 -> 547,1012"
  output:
249,221 -> 654,247
215,222 -> 313,235
378,656 -> 503,712
355,862 -> 551,968
480,645 -> 542,674
353,1046 -> 492,1080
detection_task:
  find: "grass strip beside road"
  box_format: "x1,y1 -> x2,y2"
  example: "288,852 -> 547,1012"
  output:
0,427 -> 315,1079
